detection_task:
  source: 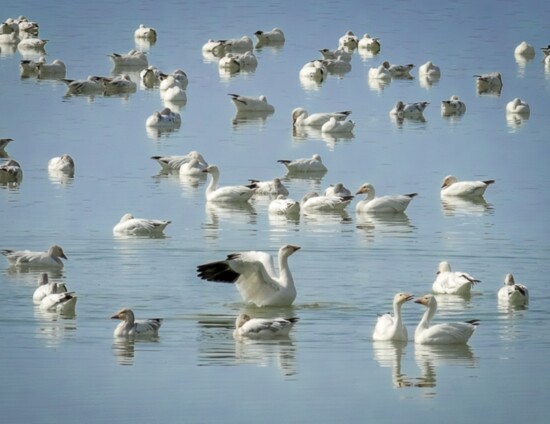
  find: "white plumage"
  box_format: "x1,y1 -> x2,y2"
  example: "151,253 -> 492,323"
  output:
33,273 -> 67,304
390,101 -> 429,119
62,76 -> 105,95
197,244 -> 301,307
17,37 -> 47,50
373,293 -> 414,341
432,261 -> 480,296
299,60 -> 328,80
324,183 -> 352,198
506,98 -> 530,114
441,95 -> 466,115
37,59 -> 66,79
368,63 -> 391,80
247,178 -> 289,196
321,116 -> 355,133
151,151 -> 208,173
134,24 -> 157,42
39,291 -> 77,313
277,154 -> 327,174
268,195 -> 301,215
440,175 -> 495,198
355,183 -> 417,214
474,72 -> 503,93
498,273 -> 529,306
358,34 -> 381,52
414,294 -> 479,345
319,48 -> 352,62
48,154 -> 74,175
0,159 -> 23,183
383,61 -> 414,78
108,49 -> 148,68
292,108 -> 351,128
338,30 -> 359,49
514,41 -> 535,57
111,308 -> 162,337
418,61 -> 440,78
233,314 -> 298,339
146,108 -> 181,128
113,213 -> 171,236
2,245 -> 67,269
202,165 -> 256,203
104,74 -> 137,94
301,192 -> 353,213
228,93 -> 274,113
254,28 -> 285,44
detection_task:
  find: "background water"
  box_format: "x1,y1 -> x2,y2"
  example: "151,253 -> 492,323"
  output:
1,0 -> 550,422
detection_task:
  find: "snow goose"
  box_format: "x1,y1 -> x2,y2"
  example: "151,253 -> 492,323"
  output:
292,108 -> 352,127
441,95 -> 466,116
113,213 -> 171,236
17,37 -> 47,51
373,292 -> 414,341
299,60 -> 328,80
432,261 -> 480,296
19,57 -> 45,77
0,32 -> 19,45
161,85 -> 186,103
104,74 -> 137,94
108,49 -> 148,68
140,66 -> 162,87
368,63 -> 391,80
355,183 -> 417,214
36,59 -> 66,79
159,73 -> 186,92
390,101 -> 428,119
383,61 -> 414,78
48,154 -> 74,175
358,34 -> 381,52
247,178 -> 289,196
506,98 -> 530,114
321,116 -> 355,133
33,273 -> 67,304
301,192 -> 353,213
0,159 -> 23,183
322,57 -> 352,74
202,165 -> 256,203
180,157 -> 208,177
201,39 -> 226,56
474,72 -> 502,93
197,244 -> 301,307
440,175 -> 495,198
62,76 -> 105,95
268,195 -> 301,215
223,35 -> 254,52
228,93 -> 275,113
319,48 -> 352,62
338,30 -> 359,50
39,290 -> 77,314
2,245 -> 67,269
277,154 -> 327,174
254,28 -> 285,44
134,24 -> 157,42
151,151 -> 208,173
324,182 -> 352,198
514,41 -> 535,57
418,61 -> 440,78
414,294 -> 479,345
146,108 -> 181,128
111,308 -> 162,337
233,314 -> 298,340
498,273 -> 529,306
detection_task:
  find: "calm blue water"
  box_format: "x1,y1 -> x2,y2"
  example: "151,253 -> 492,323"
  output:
1,1 -> 550,423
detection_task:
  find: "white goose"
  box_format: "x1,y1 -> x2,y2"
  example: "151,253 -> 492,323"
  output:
418,61 -> 440,78
48,154 -> 74,175
301,192 -> 353,213
140,66 -> 162,87
372,292 -> 414,341
0,159 -> 23,183
233,314 -> 298,340
498,273 -> 529,306
506,98 -> 530,114
321,116 -> 355,133
338,30 -> 359,49
474,72 -> 503,92
180,158 -> 208,177
151,151 -> 208,173
292,108 -> 351,127
383,61 -> 415,78
37,59 -> 66,79
223,35 -> 254,52
254,28 -> 285,44
440,175 -> 495,198
134,24 -> 157,42
355,183 -> 418,214
247,178 -> 289,196
17,37 -> 47,50
277,154 -> 327,173
322,57 -> 352,74
104,74 -> 137,94
358,34 -> 381,52
414,294 -> 479,345
319,48 -> 352,63
441,95 -> 466,115
432,261 -> 480,296
268,195 -> 301,215
33,273 -> 67,304
197,244 -> 301,307
2,245 -> 67,269
514,41 -> 535,57
111,308 -> 163,337
202,165 -> 256,203
299,60 -> 328,80
108,49 -> 148,68
228,94 -> 275,113
62,76 -> 105,95
390,101 -> 429,119
39,290 -> 77,313
113,213 -> 171,236
324,183 -> 352,198
368,63 -> 391,80
19,57 -> 44,77
145,108 -> 181,128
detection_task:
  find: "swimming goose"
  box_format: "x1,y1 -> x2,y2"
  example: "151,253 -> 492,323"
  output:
474,72 -> 503,93
368,63 -> 392,80
441,95 -> 466,115
202,165 -> 256,203
113,213 -> 171,236
372,292 -> 414,341
247,178 -> 289,196
197,244 -> 300,307
432,261 -> 480,296
151,151 -> 208,173
233,314 -> 298,340
0,159 -> 23,183
383,61 -> 414,78
36,59 -> 66,79
134,24 -> 157,42
268,195 -> 301,215
440,175 -> 494,198
390,101 -> 429,119
254,28 -> 285,44
33,273 -> 67,304
355,183 -> 417,214
414,294 -> 479,345
292,108 -> 352,127
2,245 -> 67,269
301,192 -> 353,213
228,94 -> 275,113
338,30 -> 359,49
111,308 -> 163,337
104,74 -> 137,94
159,72 -> 187,92
358,34 -> 381,52
277,154 -> 327,173
62,76 -> 105,95
145,108 -> 181,128
108,49 -> 148,68
39,290 -> 77,313
0,32 -> 19,45
319,48 -> 352,63
223,35 -> 254,52
19,57 -> 45,77
498,273 -> 529,306
180,158 -> 208,177
299,60 -> 328,80
219,51 -> 258,71
48,154 -> 74,175
514,41 -> 535,57
17,37 -> 48,51
324,182 -> 352,198
321,116 -> 355,133
418,61 -> 440,78
140,66 -> 162,87
161,85 -> 186,103
506,98 -> 530,114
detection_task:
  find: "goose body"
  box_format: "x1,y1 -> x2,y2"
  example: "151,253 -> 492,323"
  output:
506,98 -> 530,114
319,48 -> 352,62
358,34 -> 381,52
39,291 -> 77,313
498,273 -> 529,306
418,61 -> 440,78
0,159 -> 23,183
254,28 -> 285,44
324,183 -> 352,198
228,94 -> 274,113
383,61 -> 414,78
48,154 -> 74,174
109,49 -> 148,68
414,294 -> 479,345
277,154 -> 327,173
197,244 -> 301,307
151,151 -> 208,172
62,76 -> 105,95
104,74 -> 137,94
321,116 -> 355,133
233,314 -> 298,339
301,192 -> 353,212
20,57 -> 44,77
372,293 -> 414,341
441,95 -> 466,115
322,57 -> 352,73
514,41 -> 535,57
368,64 -> 391,80
134,24 -> 157,41
35,59 -> 66,79
140,66 -> 162,87
2,245 -> 67,269
247,178 -> 289,196
390,101 -> 429,119
113,213 -> 171,236
145,108 -> 181,128
440,175 -> 494,198
475,72 -> 503,92
299,60 -> 328,80
33,273 -> 67,304
17,37 -> 47,50
292,108 -> 351,128
432,261 -> 480,296
202,165 -> 255,203
111,308 -> 162,337
338,30 -> 359,49
223,35 -> 253,52
268,195 -> 301,215
355,183 -> 417,214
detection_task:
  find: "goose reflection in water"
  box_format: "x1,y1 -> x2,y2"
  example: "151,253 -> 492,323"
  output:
112,336 -> 161,366
232,110 -> 273,128
355,212 -> 415,242
373,341 -> 413,388
34,307 -> 76,348
506,113 -> 530,131
441,196 -> 493,217
203,202 -> 257,240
